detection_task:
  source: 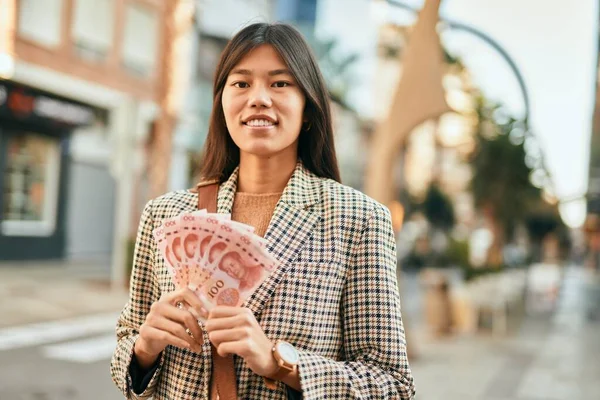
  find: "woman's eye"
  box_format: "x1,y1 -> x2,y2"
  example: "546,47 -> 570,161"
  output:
272,81 -> 290,88
233,82 -> 249,88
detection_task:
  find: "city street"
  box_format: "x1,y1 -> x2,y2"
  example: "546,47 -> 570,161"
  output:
1,0 -> 598,399
0,313 -> 121,400
0,262 -> 126,400
406,266 -> 600,400
0,264 -> 598,399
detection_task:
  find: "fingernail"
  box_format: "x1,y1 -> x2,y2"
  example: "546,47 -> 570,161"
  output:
188,307 -> 201,320
199,294 -> 213,310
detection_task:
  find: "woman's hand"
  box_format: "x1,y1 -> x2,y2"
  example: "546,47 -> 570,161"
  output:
205,306 -> 279,378
134,288 -> 208,369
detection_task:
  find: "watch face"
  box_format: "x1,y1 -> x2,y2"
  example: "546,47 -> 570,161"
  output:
277,342 -> 299,364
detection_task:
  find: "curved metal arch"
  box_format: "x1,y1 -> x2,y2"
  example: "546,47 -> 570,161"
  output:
386,0 -> 531,125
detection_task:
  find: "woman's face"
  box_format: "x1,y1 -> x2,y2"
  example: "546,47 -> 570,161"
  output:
222,44 -> 306,159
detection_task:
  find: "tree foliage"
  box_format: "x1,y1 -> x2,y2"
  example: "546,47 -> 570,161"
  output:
469,98 -> 541,240
422,183 -> 456,232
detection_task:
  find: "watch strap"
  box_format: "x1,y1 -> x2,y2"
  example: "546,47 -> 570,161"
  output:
263,365 -> 296,390
263,341 -> 298,390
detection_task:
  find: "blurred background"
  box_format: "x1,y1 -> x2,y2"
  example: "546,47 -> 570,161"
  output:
0,0 -> 599,399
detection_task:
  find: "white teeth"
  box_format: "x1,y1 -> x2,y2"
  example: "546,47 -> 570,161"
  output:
245,119 -> 274,127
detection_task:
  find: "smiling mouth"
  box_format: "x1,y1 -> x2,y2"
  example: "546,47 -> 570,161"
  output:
243,119 -> 277,127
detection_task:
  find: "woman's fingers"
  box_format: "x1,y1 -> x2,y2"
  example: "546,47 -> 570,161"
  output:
163,288 -> 205,315
140,289 -> 211,357
207,305 -> 245,319
186,305 -> 209,322
208,327 -> 250,346
157,303 -> 205,346
214,340 -> 251,358
142,324 -> 194,351
204,315 -> 242,333
151,316 -> 203,352
205,307 -> 256,332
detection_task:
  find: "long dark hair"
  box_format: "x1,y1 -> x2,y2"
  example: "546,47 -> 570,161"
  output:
199,23 -> 341,183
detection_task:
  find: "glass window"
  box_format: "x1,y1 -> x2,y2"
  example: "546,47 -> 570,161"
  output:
122,3 -> 158,77
2,133 -> 61,236
17,0 -> 64,48
72,0 -> 115,61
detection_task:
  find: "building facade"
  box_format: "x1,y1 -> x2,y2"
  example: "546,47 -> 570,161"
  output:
0,0 -> 165,273
585,8 -> 600,271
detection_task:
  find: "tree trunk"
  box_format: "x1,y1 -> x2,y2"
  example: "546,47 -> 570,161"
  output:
484,205 -> 504,267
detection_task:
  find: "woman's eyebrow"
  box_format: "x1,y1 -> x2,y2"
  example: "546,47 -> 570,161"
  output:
268,69 -> 291,77
230,68 -> 252,76
229,68 -> 291,77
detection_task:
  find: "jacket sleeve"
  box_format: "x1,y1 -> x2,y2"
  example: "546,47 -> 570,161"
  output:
297,204 -> 416,399
110,200 -> 164,399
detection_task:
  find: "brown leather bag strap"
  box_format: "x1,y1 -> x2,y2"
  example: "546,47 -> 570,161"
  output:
196,183 -> 238,400
196,182 -> 219,212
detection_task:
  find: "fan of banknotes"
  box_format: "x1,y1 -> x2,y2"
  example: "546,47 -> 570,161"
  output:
153,210 -> 278,317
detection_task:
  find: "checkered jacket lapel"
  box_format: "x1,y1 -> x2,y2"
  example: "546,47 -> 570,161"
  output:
215,163 -> 322,318
252,163 -> 321,317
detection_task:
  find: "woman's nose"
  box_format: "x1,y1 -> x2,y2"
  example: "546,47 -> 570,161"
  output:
248,85 -> 272,108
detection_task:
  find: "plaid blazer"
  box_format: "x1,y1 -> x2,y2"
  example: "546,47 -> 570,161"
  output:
111,162 -> 415,399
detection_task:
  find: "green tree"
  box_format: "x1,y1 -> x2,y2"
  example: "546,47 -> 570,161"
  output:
469,98 -> 542,266
422,183 -> 456,232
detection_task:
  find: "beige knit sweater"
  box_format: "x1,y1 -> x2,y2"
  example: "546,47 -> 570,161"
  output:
231,192 -> 282,237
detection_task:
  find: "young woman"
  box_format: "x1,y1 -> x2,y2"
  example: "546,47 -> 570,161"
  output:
111,22 -> 415,399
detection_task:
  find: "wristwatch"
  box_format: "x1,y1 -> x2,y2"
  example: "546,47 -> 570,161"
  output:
263,340 -> 299,390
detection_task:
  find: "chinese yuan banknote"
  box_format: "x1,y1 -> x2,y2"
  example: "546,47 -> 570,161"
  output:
153,215 -> 189,289
195,219 -> 278,310
153,210 -> 279,314
179,212 -> 217,290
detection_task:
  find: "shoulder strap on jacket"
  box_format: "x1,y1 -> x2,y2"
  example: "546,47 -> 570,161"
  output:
196,183 -> 219,213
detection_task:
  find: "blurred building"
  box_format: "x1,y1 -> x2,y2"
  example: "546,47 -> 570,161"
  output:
585,11 -> 600,270
0,0 -> 165,265
276,0 -> 318,32
589,12 -> 600,219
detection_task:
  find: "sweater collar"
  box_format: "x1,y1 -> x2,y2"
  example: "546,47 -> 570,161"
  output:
217,161 -> 322,214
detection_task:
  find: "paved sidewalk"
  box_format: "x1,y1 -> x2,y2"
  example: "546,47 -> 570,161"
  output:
408,266 -> 600,400
0,261 -> 128,328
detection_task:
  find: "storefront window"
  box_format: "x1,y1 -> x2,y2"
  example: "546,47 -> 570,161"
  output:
2,133 -> 60,236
